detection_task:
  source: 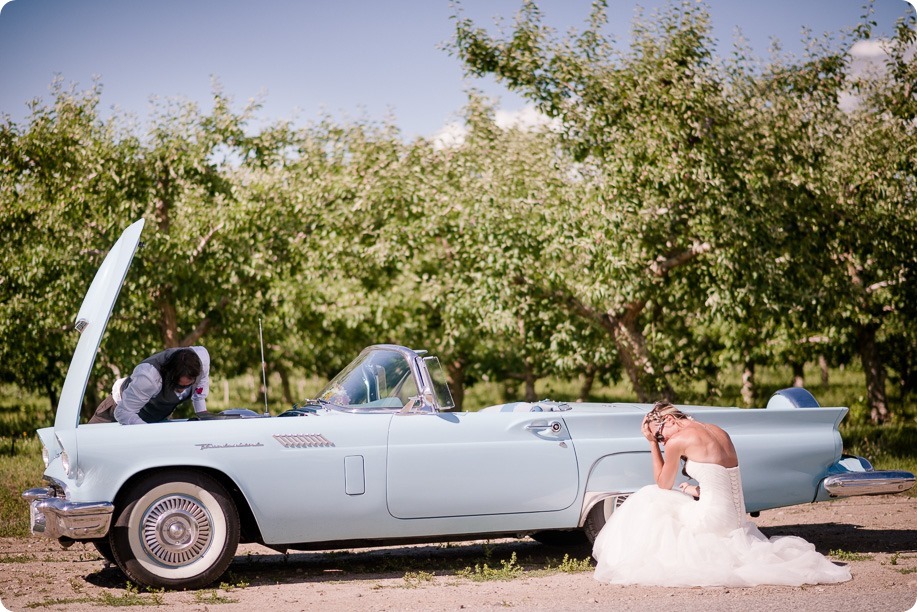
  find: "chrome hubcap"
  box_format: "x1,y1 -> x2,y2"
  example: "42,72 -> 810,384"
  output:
141,494 -> 212,567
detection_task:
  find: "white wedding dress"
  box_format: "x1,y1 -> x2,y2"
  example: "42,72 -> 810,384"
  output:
592,460 -> 852,587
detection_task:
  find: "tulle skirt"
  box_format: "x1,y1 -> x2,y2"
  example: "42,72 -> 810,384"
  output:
592,485 -> 851,587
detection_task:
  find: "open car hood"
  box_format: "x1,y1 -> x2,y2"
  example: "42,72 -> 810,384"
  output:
54,219 -> 145,431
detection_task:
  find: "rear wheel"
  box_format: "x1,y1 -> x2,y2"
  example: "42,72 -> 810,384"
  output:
110,469 -> 240,589
583,495 -> 628,546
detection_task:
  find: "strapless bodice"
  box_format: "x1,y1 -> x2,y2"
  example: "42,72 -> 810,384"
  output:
684,460 -> 746,529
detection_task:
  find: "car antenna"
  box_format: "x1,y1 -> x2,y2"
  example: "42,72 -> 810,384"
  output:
259,318 -> 269,416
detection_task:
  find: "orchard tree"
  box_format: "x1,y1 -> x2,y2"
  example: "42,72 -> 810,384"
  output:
454,2 -> 753,401
819,16 -> 917,422
0,81 -> 144,408
452,0 -> 903,410
0,82 -> 293,414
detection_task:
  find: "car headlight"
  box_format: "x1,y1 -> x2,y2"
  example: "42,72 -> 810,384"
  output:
41,444 -> 50,468
60,450 -> 71,476
54,432 -> 78,479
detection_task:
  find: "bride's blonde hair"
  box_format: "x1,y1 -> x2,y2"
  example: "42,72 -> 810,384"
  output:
645,401 -> 690,424
646,401 -> 695,477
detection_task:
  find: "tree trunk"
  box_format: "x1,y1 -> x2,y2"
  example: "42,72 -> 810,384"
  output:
41,356 -> 61,416
501,379 -> 518,403
550,290 -> 674,403
818,354 -> 829,386
704,375 -> 719,402
578,364 -> 597,402
856,324 -> 889,423
43,372 -> 59,412
444,358 -> 466,411
604,310 -> 674,402
523,360 -> 538,402
157,286 -> 180,348
273,362 -> 293,405
741,360 -> 755,407
791,362 -> 805,388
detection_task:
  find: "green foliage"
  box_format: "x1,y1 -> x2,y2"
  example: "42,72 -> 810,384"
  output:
841,424 -> 917,460
457,551 -> 524,581
452,1 -> 917,418
0,437 -> 44,537
193,589 -> 237,604
23,583 -> 165,608
95,583 -> 165,607
548,554 -> 593,573
217,572 -> 250,590
402,570 -> 436,587
828,549 -> 874,562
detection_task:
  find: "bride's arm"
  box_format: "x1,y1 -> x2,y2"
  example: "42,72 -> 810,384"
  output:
652,436 -> 686,490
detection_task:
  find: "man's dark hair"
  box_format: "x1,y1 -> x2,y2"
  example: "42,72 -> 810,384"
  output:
161,348 -> 202,389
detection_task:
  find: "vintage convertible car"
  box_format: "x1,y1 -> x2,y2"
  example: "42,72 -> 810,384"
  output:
23,220 -> 916,589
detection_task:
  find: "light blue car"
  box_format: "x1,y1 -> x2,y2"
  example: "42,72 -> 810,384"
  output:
23,220 -> 915,589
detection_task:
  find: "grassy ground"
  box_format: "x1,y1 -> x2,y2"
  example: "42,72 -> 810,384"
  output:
0,437 -> 43,537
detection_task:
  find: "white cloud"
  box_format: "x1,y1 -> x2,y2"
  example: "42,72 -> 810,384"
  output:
840,36 -> 916,111
432,105 -> 561,149
849,39 -> 890,60
432,121 -> 466,150
494,105 -> 558,130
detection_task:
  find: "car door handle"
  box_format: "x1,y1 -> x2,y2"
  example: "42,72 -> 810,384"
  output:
525,420 -> 562,434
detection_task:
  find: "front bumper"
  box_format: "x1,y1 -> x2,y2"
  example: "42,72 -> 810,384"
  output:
23,487 -> 113,540
822,456 -> 916,497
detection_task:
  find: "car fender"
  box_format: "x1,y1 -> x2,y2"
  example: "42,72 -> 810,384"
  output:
579,451 -> 654,525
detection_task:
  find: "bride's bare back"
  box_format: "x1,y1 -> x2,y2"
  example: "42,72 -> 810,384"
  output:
673,420 -> 739,468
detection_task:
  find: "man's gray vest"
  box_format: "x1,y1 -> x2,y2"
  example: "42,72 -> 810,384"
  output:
121,347 -> 191,423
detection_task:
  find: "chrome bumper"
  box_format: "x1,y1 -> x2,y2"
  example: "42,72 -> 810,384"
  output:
823,456 -> 916,497
23,487 -> 113,540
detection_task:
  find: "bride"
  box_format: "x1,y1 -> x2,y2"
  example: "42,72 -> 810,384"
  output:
592,401 -> 852,587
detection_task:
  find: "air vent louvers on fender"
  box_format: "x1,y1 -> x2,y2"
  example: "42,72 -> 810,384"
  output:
273,434 -> 335,448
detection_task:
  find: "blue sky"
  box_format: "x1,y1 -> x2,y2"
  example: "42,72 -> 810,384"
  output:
0,0 -> 914,139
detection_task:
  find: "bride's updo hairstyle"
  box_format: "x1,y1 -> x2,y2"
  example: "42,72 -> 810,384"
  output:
645,401 -> 690,424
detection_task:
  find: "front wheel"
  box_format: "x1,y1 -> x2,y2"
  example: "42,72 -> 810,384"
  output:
109,469 -> 240,589
91,538 -> 116,565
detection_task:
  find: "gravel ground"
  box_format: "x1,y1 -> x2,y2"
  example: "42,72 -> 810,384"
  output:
1,495 -> 915,612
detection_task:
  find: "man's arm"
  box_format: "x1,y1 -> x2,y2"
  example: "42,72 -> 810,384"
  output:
114,364 -> 159,425
191,346 -> 211,413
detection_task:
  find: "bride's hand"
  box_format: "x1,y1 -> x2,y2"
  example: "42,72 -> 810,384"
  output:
679,482 -> 700,499
641,417 -> 655,442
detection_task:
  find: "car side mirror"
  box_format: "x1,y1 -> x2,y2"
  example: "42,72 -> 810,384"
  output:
399,387 -> 436,414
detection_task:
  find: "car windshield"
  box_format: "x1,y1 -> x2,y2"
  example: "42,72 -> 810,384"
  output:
315,348 -> 418,411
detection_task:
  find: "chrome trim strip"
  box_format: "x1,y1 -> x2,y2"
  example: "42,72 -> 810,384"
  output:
29,498 -> 114,539
824,470 -> 915,497
22,487 -> 52,502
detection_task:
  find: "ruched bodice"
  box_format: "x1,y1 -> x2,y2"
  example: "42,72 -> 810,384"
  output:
592,459 -> 851,587
684,460 -> 746,532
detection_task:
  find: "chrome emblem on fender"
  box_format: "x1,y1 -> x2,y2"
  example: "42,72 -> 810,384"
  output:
273,434 -> 335,448
195,442 -> 264,450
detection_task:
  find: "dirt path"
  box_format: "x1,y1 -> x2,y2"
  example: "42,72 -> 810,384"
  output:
1,496 -> 915,611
